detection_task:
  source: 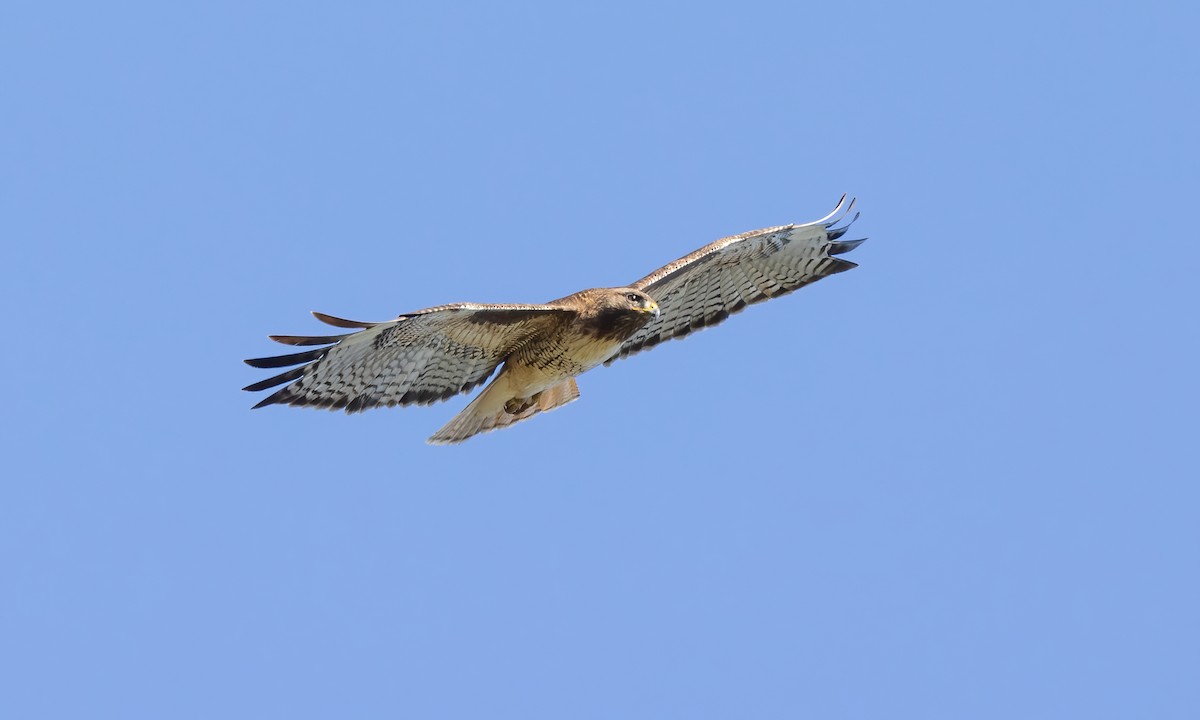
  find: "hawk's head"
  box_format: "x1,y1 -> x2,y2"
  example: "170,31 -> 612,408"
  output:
610,288 -> 660,318
582,287 -> 660,340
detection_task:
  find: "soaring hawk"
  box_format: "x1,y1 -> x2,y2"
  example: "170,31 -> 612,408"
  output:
244,196 -> 866,444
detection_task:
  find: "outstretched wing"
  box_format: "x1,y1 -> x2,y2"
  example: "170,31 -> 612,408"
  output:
244,303 -> 576,413
607,196 -> 865,364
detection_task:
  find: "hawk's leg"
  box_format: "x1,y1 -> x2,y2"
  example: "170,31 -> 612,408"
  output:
504,393 -> 540,415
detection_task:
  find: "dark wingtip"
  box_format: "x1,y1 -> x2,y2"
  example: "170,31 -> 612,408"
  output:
250,391 -> 286,409
826,258 -> 859,274
248,382 -> 309,408
243,366 -> 308,393
270,333 -> 349,346
312,311 -> 376,329
829,237 -> 867,256
243,347 -> 328,369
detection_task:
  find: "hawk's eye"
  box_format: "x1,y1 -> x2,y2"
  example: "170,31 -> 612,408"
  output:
627,293 -> 640,304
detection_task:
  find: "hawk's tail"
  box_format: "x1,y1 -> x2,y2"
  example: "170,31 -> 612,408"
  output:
427,377 -> 580,445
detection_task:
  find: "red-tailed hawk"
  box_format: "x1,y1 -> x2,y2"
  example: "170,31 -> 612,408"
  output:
244,196 -> 866,444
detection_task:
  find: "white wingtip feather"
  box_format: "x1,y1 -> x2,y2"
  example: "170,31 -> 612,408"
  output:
810,194 -> 849,226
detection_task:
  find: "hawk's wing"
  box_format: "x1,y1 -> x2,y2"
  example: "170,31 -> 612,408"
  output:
607,196 -> 865,364
244,303 -> 577,413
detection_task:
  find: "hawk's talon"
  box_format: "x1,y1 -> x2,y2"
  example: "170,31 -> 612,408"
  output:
505,395 -> 538,415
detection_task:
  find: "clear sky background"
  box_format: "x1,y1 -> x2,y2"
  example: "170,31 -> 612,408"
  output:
3,1 -> 1197,718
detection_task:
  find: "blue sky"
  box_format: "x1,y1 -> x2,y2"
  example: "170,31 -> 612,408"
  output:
3,1 -> 1197,717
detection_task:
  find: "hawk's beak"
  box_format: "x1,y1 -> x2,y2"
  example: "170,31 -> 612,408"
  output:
643,301 -> 660,319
